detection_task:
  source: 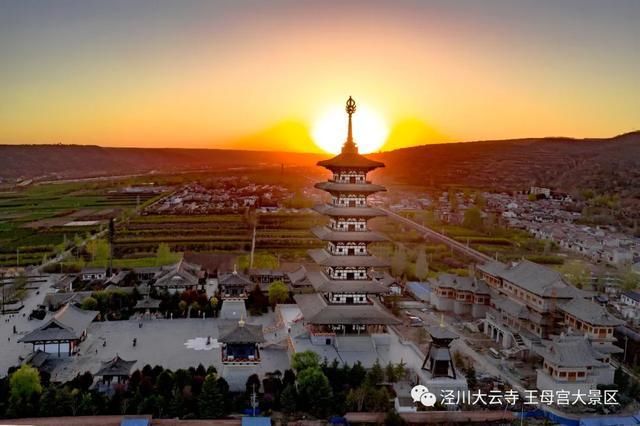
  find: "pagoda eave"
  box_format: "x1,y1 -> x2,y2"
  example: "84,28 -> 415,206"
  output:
308,248 -> 390,267
317,152 -> 385,171
313,204 -> 386,218
314,181 -> 386,194
311,226 -> 387,242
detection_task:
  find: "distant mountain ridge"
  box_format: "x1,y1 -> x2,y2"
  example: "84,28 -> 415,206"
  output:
1,131 -> 639,194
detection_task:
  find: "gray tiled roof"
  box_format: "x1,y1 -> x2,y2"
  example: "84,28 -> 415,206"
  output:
314,181 -> 386,194
154,261 -> 200,287
313,204 -> 386,218
478,261 -> 508,276
430,273 -> 490,294
307,249 -> 389,267
219,321 -> 265,343
560,297 -> 624,326
218,270 -> 252,286
427,325 -> 458,341
536,334 -> 607,367
311,226 -> 387,242
286,266 -> 308,285
95,355 -> 137,377
294,293 -> 401,325
496,260 -> 581,298
19,303 -> 98,343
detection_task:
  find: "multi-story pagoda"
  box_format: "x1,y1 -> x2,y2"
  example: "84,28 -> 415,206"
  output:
294,97 -> 400,345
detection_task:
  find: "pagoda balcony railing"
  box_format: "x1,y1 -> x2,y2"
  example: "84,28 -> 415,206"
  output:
329,179 -> 372,184
328,251 -> 370,256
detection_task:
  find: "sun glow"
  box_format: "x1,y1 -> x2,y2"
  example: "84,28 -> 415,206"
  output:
312,103 -> 389,154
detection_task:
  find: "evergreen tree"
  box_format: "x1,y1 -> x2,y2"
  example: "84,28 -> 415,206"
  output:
414,247 -> 429,281
297,367 -> 333,418
391,245 -> 407,277
280,384 -> 298,414
198,374 -> 224,419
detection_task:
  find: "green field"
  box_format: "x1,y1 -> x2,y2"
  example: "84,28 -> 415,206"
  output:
0,181 -> 160,267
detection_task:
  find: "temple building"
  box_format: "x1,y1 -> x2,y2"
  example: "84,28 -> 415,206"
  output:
535,333 -> 615,394
19,303 -> 98,357
95,355 -> 137,388
218,266 -> 252,299
294,97 -> 400,346
219,317 -> 265,364
218,266 -> 253,320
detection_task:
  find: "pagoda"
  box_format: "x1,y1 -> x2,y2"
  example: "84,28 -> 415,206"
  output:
294,97 -> 400,345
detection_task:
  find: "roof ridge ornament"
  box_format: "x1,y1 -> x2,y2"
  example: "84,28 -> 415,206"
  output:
342,96 -> 358,154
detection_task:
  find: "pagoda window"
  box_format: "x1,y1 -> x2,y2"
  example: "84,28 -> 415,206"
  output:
333,171 -> 366,183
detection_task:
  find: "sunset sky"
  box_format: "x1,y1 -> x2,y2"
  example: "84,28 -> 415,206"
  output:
1,0 -> 639,153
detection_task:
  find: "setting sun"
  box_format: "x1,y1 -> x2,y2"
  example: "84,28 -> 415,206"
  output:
312,103 -> 389,154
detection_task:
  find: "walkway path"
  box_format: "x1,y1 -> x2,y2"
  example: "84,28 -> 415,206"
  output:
381,207 -> 494,263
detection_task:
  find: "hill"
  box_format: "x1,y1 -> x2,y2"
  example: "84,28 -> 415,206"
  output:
1,132 -> 639,196
369,131 -> 640,193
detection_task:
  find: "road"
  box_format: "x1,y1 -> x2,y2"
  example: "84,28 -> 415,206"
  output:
381,207 -> 495,264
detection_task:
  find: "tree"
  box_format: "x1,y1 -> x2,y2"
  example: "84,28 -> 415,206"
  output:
268,280 -> 289,306
462,207 -> 483,231
86,239 -> 110,266
198,373 -> 224,418
465,365 -> 478,389
81,296 -> 98,311
391,245 -> 407,277
10,365 -> 42,400
365,360 -> 384,386
559,260 -> 591,289
621,268 -> 640,291
155,242 -> 174,266
280,384 -> 298,414
384,409 -> 406,426
291,351 -> 321,373
414,247 -> 429,281
297,367 -> 333,418
385,362 -> 398,383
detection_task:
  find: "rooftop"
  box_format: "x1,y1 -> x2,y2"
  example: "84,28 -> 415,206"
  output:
311,226 -> 386,242
560,297 -> 624,326
95,355 -> 137,377
20,303 -> 98,343
536,334 -> 607,367
219,320 -> 265,343
294,293 -> 400,325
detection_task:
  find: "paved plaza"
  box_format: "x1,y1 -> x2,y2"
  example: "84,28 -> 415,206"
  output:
1,274 -> 57,376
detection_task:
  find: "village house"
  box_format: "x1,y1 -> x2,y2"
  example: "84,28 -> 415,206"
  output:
80,267 -> 107,282
620,291 -> 640,321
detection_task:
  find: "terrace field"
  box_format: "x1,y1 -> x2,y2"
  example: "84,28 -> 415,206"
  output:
0,181 -> 160,267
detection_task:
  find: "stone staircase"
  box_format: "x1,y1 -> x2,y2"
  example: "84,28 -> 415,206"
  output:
512,332 -> 526,349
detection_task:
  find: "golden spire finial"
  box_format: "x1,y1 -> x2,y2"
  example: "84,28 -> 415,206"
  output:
342,96 -> 358,154
239,315 -> 245,327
